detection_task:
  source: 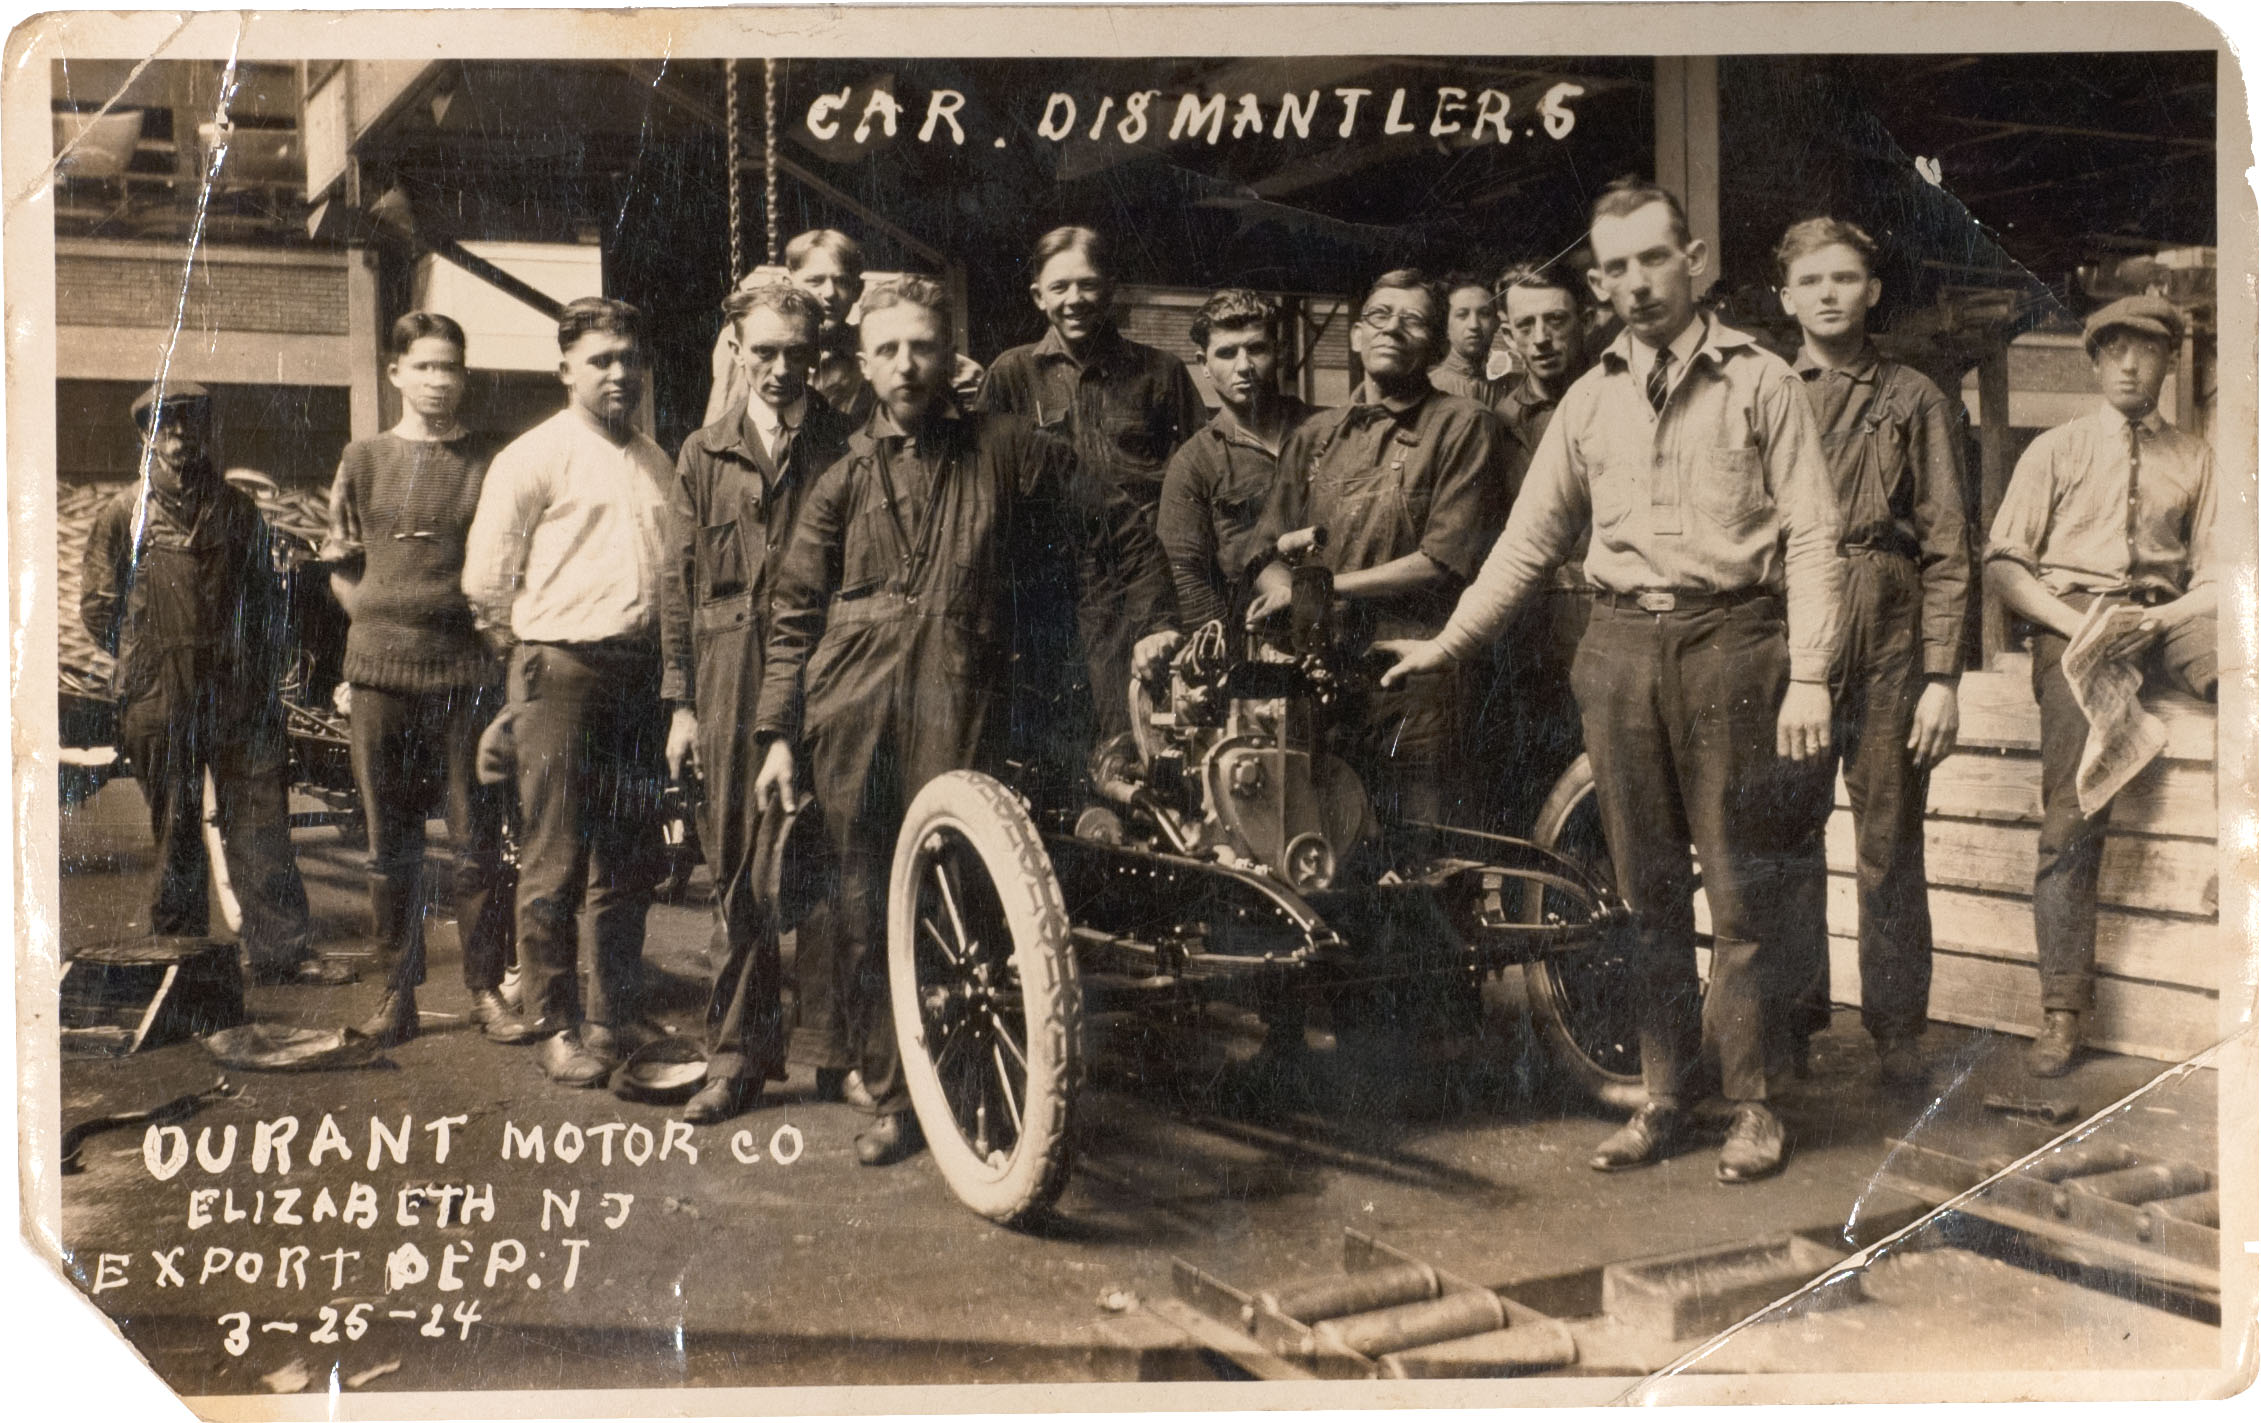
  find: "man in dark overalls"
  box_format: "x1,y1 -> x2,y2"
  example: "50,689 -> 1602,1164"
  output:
662,282 -> 860,1124
81,383 -> 346,985
1766,219 -> 1971,1088
753,277 -> 1176,1165
979,225 -> 1207,737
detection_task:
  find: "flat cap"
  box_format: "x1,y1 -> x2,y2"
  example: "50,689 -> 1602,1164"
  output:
129,380 -> 211,425
2082,294 -> 2184,354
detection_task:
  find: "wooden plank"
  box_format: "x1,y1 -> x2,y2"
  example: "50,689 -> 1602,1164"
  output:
1957,668 -> 2216,764
1825,936 -> 2219,1063
1823,876 -> 2220,991
1846,753 -> 2221,841
1826,815 -> 2219,919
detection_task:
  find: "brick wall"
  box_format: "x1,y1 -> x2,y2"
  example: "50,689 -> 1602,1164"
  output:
56,251 -> 348,336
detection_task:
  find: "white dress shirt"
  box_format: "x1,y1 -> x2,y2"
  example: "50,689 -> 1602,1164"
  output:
462,406 -> 676,645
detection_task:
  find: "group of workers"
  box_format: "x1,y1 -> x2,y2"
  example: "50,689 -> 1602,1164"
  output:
82,173 -> 2216,1183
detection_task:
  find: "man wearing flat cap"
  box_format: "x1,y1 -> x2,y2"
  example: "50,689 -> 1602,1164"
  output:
1984,293 -> 2216,1077
81,383 -> 348,985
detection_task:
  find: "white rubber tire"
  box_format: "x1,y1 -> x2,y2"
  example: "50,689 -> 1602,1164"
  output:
888,770 -> 1081,1226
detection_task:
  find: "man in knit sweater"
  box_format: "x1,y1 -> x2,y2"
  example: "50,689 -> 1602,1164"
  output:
463,298 -> 684,1088
323,313 -> 534,1047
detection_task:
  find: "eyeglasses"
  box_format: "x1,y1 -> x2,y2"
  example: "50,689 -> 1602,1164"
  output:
1359,306 -> 1433,338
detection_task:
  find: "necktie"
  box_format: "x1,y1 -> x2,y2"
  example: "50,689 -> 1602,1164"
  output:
2125,417 -> 2143,576
1646,349 -> 1674,415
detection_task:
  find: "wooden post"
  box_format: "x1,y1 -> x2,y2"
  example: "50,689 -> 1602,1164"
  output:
345,245 -> 387,439
1977,338 -> 2013,665
1652,57 -> 1721,296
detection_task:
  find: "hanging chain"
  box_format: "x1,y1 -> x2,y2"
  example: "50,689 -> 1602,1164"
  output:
724,58 -> 744,284
763,58 -> 780,266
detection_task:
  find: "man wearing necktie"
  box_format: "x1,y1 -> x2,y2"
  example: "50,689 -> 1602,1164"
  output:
1378,179 -> 1843,1184
1984,293 -> 2216,1078
662,281 -> 860,1123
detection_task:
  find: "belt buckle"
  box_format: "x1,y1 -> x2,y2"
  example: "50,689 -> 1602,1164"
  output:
1637,591 -> 1677,614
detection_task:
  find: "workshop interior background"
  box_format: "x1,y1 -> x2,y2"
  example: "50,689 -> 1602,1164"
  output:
40,47 -> 2236,1400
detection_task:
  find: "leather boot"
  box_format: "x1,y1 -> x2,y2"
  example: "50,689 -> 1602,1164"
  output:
356,988 -> 419,1046
2026,1010 -> 2082,1078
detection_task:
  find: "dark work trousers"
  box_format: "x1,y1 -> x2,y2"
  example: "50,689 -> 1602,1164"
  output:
348,681 -> 515,998
692,614 -> 790,1087
1570,597 -> 1802,1107
799,754 -> 911,1117
509,641 -> 667,1034
1768,549 -> 1937,1047
118,695 -> 311,971
1465,586 -> 1591,836
2032,594 -> 2217,1013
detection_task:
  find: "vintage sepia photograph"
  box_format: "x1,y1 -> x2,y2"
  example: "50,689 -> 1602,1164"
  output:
6,4 -> 2254,1415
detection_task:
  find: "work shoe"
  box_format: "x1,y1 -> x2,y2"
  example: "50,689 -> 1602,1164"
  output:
584,1017 -> 671,1061
2026,1010 -> 2082,1078
1588,1103 -> 1684,1172
497,966 -> 523,1012
1876,1035 -> 1926,1088
538,1030 -> 615,1088
816,1067 -> 878,1110
854,1111 -> 925,1167
1716,1102 -> 1788,1183
470,989 -> 542,1045
251,955 -> 361,988
355,989 -> 419,1047
683,1077 -> 758,1125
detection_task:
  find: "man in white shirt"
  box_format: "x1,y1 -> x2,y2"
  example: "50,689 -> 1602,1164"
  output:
463,297 -> 683,1087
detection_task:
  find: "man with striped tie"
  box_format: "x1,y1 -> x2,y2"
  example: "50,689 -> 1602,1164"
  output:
1377,177 -> 1843,1184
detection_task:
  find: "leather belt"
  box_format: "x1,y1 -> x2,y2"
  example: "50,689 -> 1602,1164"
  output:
1595,588 -> 1775,615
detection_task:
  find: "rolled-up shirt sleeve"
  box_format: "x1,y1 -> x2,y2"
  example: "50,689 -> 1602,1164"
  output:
1759,365 -> 1844,683
1983,440 -> 2057,582
460,445 -> 542,644
1417,407 -> 1509,583
2184,445 -> 2216,592
1435,396 -> 1589,661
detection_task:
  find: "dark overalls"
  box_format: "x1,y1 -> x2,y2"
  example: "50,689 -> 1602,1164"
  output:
1770,353 -> 1971,1053
662,399 -> 857,1086
757,410 -> 1171,1114
81,475 -> 312,970
980,325 -> 1207,737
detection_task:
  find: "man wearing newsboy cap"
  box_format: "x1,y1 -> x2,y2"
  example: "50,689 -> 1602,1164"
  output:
1984,293 -> 2216,1078
81,382 -> 349,986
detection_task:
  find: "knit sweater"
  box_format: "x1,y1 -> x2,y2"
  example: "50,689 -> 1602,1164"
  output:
323,431 -> 500,692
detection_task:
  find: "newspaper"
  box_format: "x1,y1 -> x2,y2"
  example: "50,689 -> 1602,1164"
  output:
2059,596 -> 2170,816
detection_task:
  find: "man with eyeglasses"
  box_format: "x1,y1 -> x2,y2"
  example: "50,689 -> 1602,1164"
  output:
663,281 -> 861,1123
1378,180 -> 1842,1184
1245,269 -> 1511,846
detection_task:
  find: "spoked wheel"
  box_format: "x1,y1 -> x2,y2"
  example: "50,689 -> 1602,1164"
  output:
1521,754 -> 1644,1111
888,770 -> 1080,1226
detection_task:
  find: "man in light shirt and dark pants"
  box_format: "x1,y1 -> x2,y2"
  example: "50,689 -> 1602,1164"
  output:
463,297 -> 684,1087
1380,178 -> 1843,1184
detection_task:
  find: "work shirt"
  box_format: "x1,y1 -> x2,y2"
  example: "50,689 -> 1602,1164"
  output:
1495,372 -> 1586,587
1435,316 -> 1844,682
1985,403 -> 2215,600
461,406 -> 678,648
1795,345 -> 1972,679
1251,383 -> 1509,641
1429,351 -> 1502,408
978,324 -> 1208,513
753,404 -> 1171,764
1155,397 -> 1315,627
660,394 -> 859,706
